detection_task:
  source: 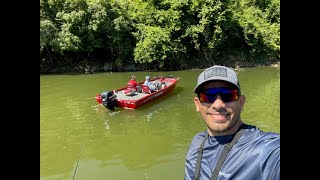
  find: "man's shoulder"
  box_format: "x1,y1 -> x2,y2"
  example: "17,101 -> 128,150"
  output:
242,125 -> 280,152
245,125 -> 280,139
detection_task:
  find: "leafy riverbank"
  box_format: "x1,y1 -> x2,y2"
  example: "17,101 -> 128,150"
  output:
41,0 -> 279,74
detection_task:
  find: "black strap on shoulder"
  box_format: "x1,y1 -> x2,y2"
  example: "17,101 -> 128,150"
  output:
210,125 -> 247,180
194,131 -> 209,180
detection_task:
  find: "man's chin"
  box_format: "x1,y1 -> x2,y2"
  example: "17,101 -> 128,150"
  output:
209,121 -> 232,131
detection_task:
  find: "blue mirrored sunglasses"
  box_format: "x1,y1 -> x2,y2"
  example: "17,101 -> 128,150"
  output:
198,87 -> 240,103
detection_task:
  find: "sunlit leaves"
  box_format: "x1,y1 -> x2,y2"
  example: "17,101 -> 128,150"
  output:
40,19 -> 58,52
230,0 -> 280,57
134,26 -> 171,64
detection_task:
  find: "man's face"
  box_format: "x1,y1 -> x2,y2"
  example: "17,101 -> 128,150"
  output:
194,81 -> 245,136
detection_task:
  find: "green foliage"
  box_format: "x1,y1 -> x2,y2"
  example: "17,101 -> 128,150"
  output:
40,19 -> 58,52
185,0 -> 226,49
230,0 -> 280,60
40,0 -> 280,73
41,0 -> 116,53
134,26 -> 171,66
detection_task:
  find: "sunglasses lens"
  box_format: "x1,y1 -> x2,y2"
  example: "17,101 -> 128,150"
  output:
199,88 -> 239,103
220,90 -> 239,102
199,93 -> 215,103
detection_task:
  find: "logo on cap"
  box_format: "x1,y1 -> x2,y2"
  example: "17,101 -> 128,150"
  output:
204,67 -> 227,80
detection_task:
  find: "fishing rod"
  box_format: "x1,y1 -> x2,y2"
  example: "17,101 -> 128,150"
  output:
71,141 -> 86,180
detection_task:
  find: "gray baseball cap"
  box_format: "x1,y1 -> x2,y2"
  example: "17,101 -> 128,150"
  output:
194,65 -> 240,93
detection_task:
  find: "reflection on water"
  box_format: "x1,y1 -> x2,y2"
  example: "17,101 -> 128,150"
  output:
40,68 -> 280,180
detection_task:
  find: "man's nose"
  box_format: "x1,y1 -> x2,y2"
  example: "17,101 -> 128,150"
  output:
210,95 -> 226,108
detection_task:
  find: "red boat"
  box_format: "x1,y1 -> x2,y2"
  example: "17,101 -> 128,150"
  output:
95,75 -> 179,110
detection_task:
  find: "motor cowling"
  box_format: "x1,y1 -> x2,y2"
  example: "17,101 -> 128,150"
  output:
101,91 -> 118,110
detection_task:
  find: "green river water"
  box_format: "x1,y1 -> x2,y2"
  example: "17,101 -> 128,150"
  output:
40,66 -> 280,180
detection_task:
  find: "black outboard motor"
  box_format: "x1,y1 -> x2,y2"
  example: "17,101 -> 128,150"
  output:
101,91 -> 118,110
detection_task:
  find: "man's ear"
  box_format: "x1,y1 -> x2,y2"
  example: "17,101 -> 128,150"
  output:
194,97 -> 201,112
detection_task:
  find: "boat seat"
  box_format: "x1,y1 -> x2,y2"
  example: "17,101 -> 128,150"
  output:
124,83 -> 137,95
126,83 -> 137,90
142,84 -> 151,94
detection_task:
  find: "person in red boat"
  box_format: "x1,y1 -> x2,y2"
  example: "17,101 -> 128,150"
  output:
128,75 -> 138,87
127,75 -> 142,93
